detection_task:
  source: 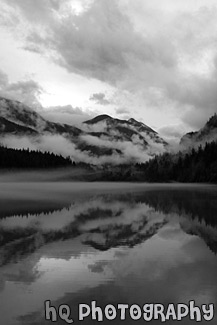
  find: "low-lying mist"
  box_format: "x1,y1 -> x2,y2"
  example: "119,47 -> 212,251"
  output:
1,132 -> 166,165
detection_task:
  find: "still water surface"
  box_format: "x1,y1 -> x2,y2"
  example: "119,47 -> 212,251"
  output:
0,183 -> 217,324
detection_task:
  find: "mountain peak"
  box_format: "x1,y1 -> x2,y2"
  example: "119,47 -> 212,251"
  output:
128,117 -> 145,127
128,118 -> 138,124
0,97 -> 168,165
84,114 -> 112,125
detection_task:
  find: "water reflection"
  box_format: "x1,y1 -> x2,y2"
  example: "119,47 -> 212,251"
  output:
0,185 -> 217,324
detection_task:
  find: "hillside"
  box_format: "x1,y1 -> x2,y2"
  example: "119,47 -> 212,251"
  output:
105,141 -> 217,183
0,97 -> 168,165
180,114 -> 217,148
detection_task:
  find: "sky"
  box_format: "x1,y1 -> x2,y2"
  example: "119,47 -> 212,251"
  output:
0,0 -> 217,141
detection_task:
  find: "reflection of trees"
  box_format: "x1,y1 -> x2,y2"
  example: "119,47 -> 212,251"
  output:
0,200 -> 72,219
139,190 -> 217,227
1,188 -> 217,266
0,199 -> 167,266
137,190 -> 217,255
180,219 -> 217,255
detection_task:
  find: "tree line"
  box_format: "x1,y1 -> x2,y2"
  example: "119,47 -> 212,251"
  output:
0,145 -> 74,169
101,141 -> 217,183
1,141 -> 217,182
136,141 -> 217,183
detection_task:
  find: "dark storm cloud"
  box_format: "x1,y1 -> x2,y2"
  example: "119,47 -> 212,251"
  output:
89,93 -> 110,105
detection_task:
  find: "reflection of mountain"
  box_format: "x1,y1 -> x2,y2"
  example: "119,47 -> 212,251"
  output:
139,189 -> 217,226
0,198 -> 167,266
180,218 -> 217,255
1,187 -> 217,325
83,220 -> 166,251
138,189 -> 217,254
1,188 -> 217,266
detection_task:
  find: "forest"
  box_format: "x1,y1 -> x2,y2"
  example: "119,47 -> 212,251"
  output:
139,141 -> 217,183
1,141 -> 217,183
0,145 -> 73,169
102,141 -> 217,183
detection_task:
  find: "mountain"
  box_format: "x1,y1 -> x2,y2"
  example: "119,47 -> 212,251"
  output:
180,114 -> 217,148
84,114 -> 159,135
83,114 -> 167,145
0,97 -> 168,165
0,97 -> 82,138
0,116 -> 38,136
78,114 -> 168,161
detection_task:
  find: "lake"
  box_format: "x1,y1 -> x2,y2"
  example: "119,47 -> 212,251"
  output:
0,183 -> 217,324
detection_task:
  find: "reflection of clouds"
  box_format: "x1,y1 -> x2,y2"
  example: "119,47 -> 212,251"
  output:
1,198 -> 144,231
33,219 -> 217,325
104,224 -> 217,310
180,217 -> 217,254
0,188 -> 217,324
88,260 -> 109,273
1,189 -> 217,266
0,255 -> 41,288
0,197 -> 167,265
0,239 -> 119,325
0,194 -> 169,324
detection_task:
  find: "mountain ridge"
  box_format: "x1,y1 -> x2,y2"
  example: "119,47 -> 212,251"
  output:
0,97 -> 167,164
84,114 -> 158,134
180,113 -> 217,148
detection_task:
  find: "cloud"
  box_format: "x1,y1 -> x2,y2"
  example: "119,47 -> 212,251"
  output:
79,128 -> 166,164
1,0 -> 176,87
165,59 -> 217,128
2,126 -> 165,165
157,124 -> 189,149
2,0 -> 63,23
115,107 -> 130,115
158,125 -> 187,141
0,70 -> 8,86
1,0 -> 217,129
0,69 -> 43,108
39,105 -> 96,126
1,134 -> 144,165
89,93 -> 110,105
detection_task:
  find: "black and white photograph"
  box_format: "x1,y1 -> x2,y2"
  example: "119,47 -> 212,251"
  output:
0,0 -> 217,324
